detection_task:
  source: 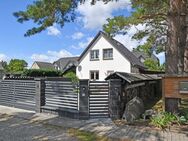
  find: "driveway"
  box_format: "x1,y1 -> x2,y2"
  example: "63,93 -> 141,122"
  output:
0,112 -> 77,141
0,105 -> 188,141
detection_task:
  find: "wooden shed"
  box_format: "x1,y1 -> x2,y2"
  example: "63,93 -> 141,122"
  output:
106,72 -> 162,116
163,76 -> 188,112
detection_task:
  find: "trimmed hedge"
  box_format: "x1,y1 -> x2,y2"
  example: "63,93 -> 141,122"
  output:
22,69 -> 63,77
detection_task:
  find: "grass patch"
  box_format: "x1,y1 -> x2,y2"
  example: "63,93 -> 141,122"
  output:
68,128 -> 114,141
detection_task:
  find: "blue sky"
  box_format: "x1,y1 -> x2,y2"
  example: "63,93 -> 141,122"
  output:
0,0 -> 164,67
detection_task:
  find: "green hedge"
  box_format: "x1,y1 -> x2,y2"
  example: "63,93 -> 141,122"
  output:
22,69 -> 63,77
63,71 -> 79,83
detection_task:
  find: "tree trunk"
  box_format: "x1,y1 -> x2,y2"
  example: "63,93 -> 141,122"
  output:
184,1 -> 188,74
179,0 -> 187,74
166,0 -> 179,75
165,0 -> 187,113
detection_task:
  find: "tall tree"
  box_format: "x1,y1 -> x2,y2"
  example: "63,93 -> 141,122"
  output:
14,0 -> 118,36
103,0 -> 168,55
14,0 -> 79,36
7,59 -> 28,73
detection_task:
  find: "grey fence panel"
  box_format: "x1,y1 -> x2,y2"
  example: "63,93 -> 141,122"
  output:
42,80 -> 79,111
0,80 -> 14,107
89,81 -> 109,118
0,79 -> 36,111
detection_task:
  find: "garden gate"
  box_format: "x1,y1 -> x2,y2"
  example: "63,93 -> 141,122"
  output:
89,81 -> 109,118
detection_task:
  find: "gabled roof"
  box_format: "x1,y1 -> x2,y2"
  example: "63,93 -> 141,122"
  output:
105,72 -> 161,83
79,31 -> 146,69
53,57 -> 79,70
33,61 -> 54,70
132,50 -> 159,62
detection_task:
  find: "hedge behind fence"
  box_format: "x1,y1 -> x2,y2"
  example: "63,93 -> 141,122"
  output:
22,69 -> 63,77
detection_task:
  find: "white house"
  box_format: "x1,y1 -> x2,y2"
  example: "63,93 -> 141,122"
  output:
76,31 -> 146,81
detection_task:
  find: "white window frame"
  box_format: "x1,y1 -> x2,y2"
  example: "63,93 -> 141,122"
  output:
90,50 -> 99,61
90,70 -> 99,80
103,48 -> 113,60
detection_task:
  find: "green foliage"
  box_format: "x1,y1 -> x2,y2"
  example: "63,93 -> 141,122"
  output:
7,59 -> 27,73
22,69 -> 62,77
68,128 -> 109,141
144,58 -> 164,71
63,71 -> 79,83
14,0 -> 79,36
103,0 -> 168,55
135,35 -> 156,56
150,112 -> 179,129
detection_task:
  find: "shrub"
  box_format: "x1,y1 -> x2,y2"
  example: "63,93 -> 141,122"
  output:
63,71 -> 79,83
150,112 -> 179,129
22,69 -> 62,77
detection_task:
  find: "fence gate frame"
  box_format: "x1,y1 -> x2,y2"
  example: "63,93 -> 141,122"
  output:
88,80 -> 110,118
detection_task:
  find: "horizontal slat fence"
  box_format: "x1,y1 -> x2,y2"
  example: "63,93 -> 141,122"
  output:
0,78 -> 115,119
42,79 -> 79,113
89,81 -> 109,118
0,79 -> 36,111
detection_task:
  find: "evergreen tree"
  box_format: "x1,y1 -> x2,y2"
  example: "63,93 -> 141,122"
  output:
14,0 -> 79,36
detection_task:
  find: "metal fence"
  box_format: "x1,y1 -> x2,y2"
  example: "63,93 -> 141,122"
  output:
0,78 -> 122,119
42,79 -> 79,113
89,81 -> 109,118
0,79 -> 36,111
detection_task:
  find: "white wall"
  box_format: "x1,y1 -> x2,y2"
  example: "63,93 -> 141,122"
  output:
76,35 -> 131,81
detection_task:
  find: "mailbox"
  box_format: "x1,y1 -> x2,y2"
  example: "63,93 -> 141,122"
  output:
179,81 -> 188,94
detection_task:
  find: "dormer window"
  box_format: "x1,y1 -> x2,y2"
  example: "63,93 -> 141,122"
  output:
90,50 -> 99,61
103,48 -> 113,60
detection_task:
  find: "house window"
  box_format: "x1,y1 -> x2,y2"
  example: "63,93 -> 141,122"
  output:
103,48 -> 113,60
90,71 -> 99,80
90,50 -> 99,60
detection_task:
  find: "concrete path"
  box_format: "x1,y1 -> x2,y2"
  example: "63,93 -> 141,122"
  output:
0,105 -> 188,141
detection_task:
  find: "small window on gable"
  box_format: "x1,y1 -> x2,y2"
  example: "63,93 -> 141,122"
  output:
103,48 -> 113,60
90,71 -> 99,80
90,50 -> 99,60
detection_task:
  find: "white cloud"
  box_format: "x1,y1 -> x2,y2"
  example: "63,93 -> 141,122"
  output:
77,0 -> 131,29
31,54 -> 49,62
47,24 -> 61,36
114,24 -> 147,51
47,50 -> 73,58
71,37 -> 93,49
72,32 -> 84,39
31,49 -> 73,63
0,53 -> 9,61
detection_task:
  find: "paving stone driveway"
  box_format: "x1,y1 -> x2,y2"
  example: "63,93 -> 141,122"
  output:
0,114 -> 77,141
0,106 -> 78,141
0,105 -> 188,141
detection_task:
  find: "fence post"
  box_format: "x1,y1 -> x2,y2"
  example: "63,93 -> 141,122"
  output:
35,78 -> 45,113
109,79 -> 122,119
79,79 -> 89,119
